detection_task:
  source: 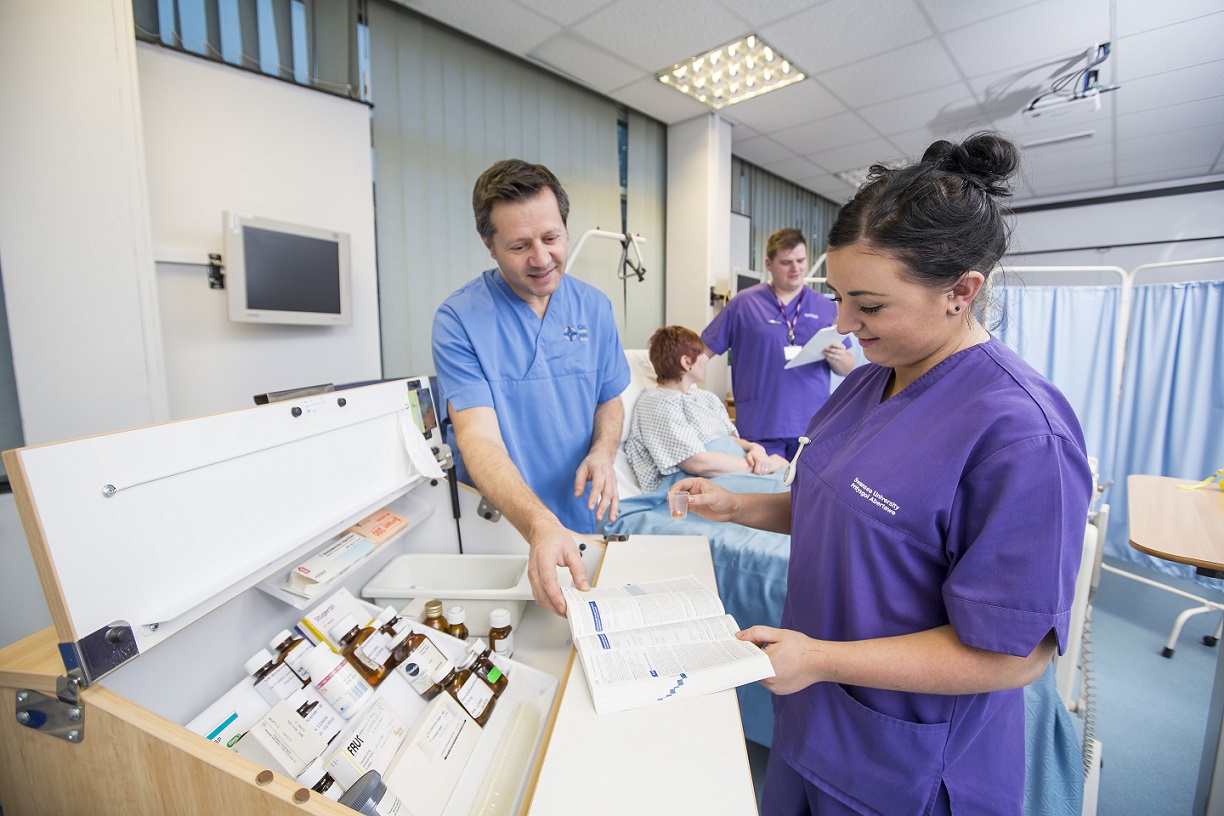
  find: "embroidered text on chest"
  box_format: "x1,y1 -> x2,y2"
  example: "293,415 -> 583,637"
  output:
563,325 -> 590,341
850,477 -> 900,517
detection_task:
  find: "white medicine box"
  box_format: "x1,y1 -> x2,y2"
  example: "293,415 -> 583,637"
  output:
0,378 -> 601,816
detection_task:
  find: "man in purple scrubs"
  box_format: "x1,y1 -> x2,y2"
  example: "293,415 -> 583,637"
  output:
676,133 -> 1092,815
702,228 -> 856,460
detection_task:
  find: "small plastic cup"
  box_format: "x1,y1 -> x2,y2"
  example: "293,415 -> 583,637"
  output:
667,490 -> 690,520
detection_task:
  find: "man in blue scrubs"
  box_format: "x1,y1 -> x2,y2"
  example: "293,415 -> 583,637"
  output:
433,160 -> 630,615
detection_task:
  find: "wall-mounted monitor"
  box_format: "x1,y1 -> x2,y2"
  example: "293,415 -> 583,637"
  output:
734,269 -> 764,294
223,212 -> 351,326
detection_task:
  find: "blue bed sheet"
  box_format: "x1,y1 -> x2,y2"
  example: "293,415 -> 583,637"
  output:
601,476 -> 1084,815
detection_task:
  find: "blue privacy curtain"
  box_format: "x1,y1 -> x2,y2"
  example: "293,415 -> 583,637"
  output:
997,280 -> 1224,587
994,285 -> 1121,490
1111,280 -> 1224,585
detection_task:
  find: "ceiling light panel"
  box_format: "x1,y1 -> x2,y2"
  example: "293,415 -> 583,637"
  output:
656,35 -> 805,110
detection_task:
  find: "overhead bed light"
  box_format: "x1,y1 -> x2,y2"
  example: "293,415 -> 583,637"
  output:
656,35 -> 805,110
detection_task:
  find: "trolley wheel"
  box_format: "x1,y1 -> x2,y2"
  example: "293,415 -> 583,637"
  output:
1162,646 -> 1175,658
1204,636 -> 1219,648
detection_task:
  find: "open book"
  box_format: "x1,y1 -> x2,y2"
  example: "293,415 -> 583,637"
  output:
560,575 -> 774,714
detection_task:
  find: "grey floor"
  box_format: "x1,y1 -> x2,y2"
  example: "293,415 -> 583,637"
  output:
742,556 -> 1223,815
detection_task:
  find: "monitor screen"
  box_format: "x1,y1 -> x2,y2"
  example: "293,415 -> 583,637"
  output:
223,212 -> 351,326
736,272 -> 763,293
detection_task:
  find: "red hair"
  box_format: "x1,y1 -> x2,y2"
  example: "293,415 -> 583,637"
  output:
648,326 -> 704,382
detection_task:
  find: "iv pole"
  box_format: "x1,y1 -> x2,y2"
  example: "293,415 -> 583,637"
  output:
567,229 -> 648,282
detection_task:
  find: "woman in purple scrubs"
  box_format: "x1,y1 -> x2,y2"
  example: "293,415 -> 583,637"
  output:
675,132 -> 1092,815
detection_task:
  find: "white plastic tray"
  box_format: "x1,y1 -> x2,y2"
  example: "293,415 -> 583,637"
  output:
362,554 -> 534,636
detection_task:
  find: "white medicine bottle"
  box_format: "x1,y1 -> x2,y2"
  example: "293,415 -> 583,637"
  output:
269,628 -> 312,682
245,648 -> 306,705
300,641 -> 371,719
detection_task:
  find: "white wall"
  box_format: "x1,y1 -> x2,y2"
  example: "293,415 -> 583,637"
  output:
0,0 -> 165,445
0,7 -> 381,648
140,46 -> 381,418
1009,186 -> 1224,279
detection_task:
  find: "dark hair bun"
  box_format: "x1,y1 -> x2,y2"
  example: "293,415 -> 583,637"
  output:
921,132 -> 1019,197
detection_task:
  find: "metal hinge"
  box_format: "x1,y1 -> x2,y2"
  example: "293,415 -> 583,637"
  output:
477,496 -> 502,522
15,674 -> 85,743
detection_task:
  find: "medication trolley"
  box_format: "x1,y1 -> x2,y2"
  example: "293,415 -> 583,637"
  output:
0,377 -> 759,815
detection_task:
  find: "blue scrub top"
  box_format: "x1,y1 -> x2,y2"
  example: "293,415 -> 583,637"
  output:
702,283 -> 843,441
432,269 -> 630,534
776,338 -> 1092,814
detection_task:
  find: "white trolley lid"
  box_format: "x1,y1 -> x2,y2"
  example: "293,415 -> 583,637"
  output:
3,378 -> 443,684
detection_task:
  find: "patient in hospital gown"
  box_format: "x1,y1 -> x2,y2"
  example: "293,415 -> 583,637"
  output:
623,325 -> 789,493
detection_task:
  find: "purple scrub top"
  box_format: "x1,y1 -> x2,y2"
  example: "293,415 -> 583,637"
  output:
774,338 -> 1092,815
702,283 -> 843,441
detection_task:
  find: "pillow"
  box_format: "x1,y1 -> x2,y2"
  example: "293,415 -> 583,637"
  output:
618,349 -> 658,443
614,349 -> 658,499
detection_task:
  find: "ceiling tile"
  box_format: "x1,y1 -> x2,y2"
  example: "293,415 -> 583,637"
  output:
761,155 -> 825,179
806,137 -> 903,175
713,0 -> 829,28
758,0 -> 932,75
1118,98 -> 1224,139
856,81 -> 985,137
771,111 -> 879,155
820,39 -> 962,108
717,79 -> 847,131
515,0 -> 615,27
941,0 -> 1111,77
530,34 -> 644,94
570,0 -> 750,73
1115,0 -> 1224,37
1114,14 -> 1224,82
398,0 -> 559,53
611,76 -> 711,124
1113,63 -> 1224,115
731,135 -> 796,166
917,0 -> 1046,34
1116,126 -> 1224,162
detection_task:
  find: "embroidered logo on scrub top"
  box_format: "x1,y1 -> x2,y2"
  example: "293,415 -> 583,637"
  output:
563,325 -> 590,341
850,477 -> 899,517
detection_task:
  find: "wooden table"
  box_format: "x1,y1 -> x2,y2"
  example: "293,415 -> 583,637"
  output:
1127,475 -> 1224,814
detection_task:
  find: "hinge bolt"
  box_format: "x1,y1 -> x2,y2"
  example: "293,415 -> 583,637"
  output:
16,711 -> 30,725
16,692 -> 28,704
67,708 -> 81,721
66,730 -> 81,742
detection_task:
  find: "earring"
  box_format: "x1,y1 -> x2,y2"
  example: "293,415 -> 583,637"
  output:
954,305 -> 961,312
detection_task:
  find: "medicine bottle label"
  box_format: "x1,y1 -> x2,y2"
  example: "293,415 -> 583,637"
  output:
397,638 -> 449,695
255,662 -> 305,705
358,631 -> 393,668
315,658 -> 370,718
456,674 -> 494,718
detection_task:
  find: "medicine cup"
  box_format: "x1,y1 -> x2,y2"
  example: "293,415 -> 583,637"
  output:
667,490 -> 690,520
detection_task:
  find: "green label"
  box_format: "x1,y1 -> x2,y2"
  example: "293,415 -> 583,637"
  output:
487,666 -> 502,683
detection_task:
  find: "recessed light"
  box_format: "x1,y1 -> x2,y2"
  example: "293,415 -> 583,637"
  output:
657,35 -> 805,110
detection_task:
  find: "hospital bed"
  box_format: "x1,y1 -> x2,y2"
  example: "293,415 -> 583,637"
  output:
605,349 -> 1100,816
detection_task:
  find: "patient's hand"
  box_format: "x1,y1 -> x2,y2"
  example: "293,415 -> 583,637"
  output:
764,454 -> 789,473
744,445 -> 790,475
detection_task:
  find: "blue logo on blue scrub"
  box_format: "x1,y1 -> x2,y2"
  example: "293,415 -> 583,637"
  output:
563,325 -> 589,341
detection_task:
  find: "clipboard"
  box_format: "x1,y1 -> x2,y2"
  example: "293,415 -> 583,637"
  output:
784,326 -> 848,369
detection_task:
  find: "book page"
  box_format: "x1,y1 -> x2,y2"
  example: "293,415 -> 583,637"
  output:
562,576 -> 725,637
576,614 -> 741,651
578,639 -> 771,694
